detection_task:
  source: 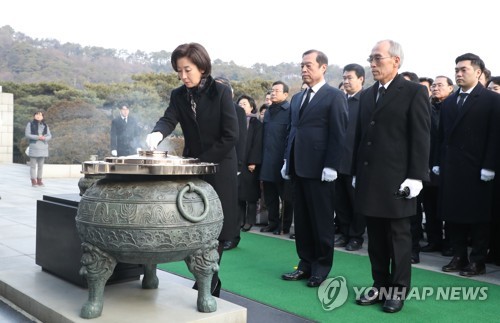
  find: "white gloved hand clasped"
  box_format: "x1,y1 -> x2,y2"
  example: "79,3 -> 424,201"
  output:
111,150 -> 117,157
321,167 -> 337,182
432,166 -> 440,175
399,178 -> 423,199
480,169 -> 495,181
281,160 -> 290,180
352,176 -> 356,188
146,132 -> 163,150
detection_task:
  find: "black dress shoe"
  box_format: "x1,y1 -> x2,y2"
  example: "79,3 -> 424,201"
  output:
411,252 -> 420,264
289,234 -> 296,239
421,243 -> 442,252
260,225 -> 278,233
307,276 -> 325,287
241,223 -> 253,232
356,287 -> 383,305
345,239 -> 362,251
459,262 -> 486,277
442,256 -> 469,272
281,269 -> 310,281
382,297 -> 404,313
223,240 -> 237,251
334,235 -> 348,247
273,229 -> 281,235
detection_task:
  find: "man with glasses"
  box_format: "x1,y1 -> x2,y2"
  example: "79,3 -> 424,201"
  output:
420,76 -> 454,256
259,81 -> 294,237
352,40 -> 430,313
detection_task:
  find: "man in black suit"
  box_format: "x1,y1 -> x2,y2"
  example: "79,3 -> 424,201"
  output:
352,40 -> 430,313
281,49 -> 348,288
334,63 -> 366,252
435,53 -> 500,277
110,105 -> 140,156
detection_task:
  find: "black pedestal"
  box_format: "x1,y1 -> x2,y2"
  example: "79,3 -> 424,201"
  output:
36,194 -> 143,288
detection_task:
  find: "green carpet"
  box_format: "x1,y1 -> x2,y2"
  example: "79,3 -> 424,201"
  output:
158,232 -> 500,322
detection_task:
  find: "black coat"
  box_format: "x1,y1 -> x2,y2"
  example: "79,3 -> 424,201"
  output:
238,117 -> 263,202
338,90 -> 362,175
260,100 -> 291,183
437,84 -> 500,223
152,76 -> 239,241
234,103 -> 248,173
352,74 -> 431,218
110,115 -> 140,156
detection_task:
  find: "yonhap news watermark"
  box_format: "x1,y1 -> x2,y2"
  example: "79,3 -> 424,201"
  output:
317,276 -> 489,311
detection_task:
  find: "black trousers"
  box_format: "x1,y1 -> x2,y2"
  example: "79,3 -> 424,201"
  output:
448,222 -> 490,264
365,216 -> 412,289
262,180 -> 293,230
410,196 -> 423,253
334,173 -> 365,242
422,185 -> 448,247
292,176 -> 335,278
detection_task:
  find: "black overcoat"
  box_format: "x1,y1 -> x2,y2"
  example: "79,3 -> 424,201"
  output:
352,74 -> 431,218
152,76 -> 239,241
238,116 -> 263,202
437,84 -> 500,223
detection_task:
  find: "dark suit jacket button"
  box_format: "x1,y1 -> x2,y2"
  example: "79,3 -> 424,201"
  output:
370,121 -> 375,125
367,141 -> 372,146
364,161 -> 369,166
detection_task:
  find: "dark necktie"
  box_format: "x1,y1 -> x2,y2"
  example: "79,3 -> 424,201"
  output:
299,88 -> 313,117
457,93 -> 468,110
376,86 -> 386,103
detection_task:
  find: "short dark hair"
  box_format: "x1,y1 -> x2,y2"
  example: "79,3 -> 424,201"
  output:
343,63 -> 365,85
488,76 -> 500,87
303,49 -> 328,66
455,53 -> 485,72
171,43 -> 212,76
419,77 -> 434,86
271,80 -> 289,93
214,76 -> 232,91
435,75 -> 454,86
259,104 -> 268,113
401,71 -> 419,83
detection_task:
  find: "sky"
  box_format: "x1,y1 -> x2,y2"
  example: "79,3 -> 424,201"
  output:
1,0 -> 498,82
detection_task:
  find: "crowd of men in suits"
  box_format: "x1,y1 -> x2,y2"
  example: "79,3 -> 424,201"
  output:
217,39 -> 500,314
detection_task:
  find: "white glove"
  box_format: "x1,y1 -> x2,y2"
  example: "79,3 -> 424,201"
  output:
321,167 -> 337,182
352,176 -> 356,188
146,132 -> 163,150
480,169 -> 495,181
399,178 -> 423,199
432,166 -> 440,175
111,150 -> 117,156
136,148 -> 142,153
281,160 -> 290,180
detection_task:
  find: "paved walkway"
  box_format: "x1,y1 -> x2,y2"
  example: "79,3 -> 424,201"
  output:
0,162 -> 499,322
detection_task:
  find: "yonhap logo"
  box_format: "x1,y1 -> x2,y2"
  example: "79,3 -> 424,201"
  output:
317,276 -> 349,311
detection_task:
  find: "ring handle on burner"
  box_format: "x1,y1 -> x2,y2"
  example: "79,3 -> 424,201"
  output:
177,182 -> 209,222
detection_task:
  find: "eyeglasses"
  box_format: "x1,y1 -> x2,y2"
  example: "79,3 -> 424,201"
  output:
431,83 -> 446,88
270,89 -> 283,93
367,56 -> 393,64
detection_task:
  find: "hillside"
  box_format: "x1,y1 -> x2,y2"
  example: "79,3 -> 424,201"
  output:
0,25 -> 331,88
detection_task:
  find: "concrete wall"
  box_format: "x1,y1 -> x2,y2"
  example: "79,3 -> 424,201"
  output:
0,88 -> 14,163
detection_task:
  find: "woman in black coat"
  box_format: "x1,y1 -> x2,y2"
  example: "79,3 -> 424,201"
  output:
236,95 -> 263,232
146,43 -> 239,296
